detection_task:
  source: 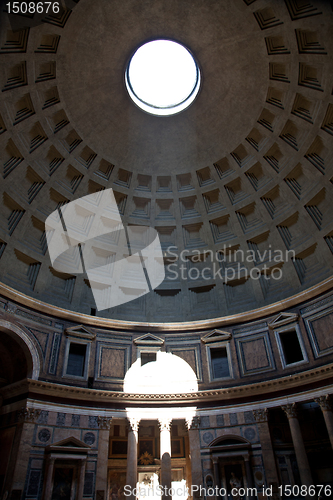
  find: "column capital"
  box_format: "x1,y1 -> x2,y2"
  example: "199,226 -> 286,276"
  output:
97,416 -> 112,430
18,407 -> 41,423
315,395 -> 332,411
158,418 -> 172,432
185,416 -> 200,430
253,408 -> 268,423
127,417 -> 140,433
281,403 -> 297,419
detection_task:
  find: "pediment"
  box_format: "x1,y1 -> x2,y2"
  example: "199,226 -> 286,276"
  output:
46,436 -> 91,452
201,329 -> 232,343
65,325 -> 96,340
134,334 -> 164,345
268,312 -> 299,329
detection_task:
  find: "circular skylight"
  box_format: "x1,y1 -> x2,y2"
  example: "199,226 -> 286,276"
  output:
125,39 -> 201,116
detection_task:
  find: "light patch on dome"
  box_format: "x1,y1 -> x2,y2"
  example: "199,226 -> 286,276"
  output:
123,352 -> 198,394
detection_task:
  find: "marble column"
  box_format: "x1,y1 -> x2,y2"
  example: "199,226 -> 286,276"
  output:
11,407 -> 41,494
77,458 -> 87,499
252,409 -> 280,500
126,417 -> 140,500
281,404 -> 313,487
212,456 -> 220,499
314,395 -> 333,449
158,418 -> 172,500
43,456 -> 56,500
185,434 -> 193,499
244,456 -> 254,489
186,416 -> 203,500
96,416 -> 112,499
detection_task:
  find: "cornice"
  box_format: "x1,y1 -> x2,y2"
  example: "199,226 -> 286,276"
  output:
2,363 -> 333,406
0,277 -> 333,332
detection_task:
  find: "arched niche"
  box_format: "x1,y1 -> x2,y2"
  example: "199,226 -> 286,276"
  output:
209,435 -> 251,450
0,319 -> 40,384
209,435 -> 254,494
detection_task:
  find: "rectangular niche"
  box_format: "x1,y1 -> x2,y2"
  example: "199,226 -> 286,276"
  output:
154,289 -> 182,318
76,146 -> 97,169
60,129 -> 82,153
177,173 -> 193,192
136,174 -> 152,192
196,167 -> 215,187
277,212 -> 311,251
95,342 -> 131,382
155,226 -> 177,251
179,195 -> 200,219
130,197 -> 151,219
202,189 -> 225,214
2,138 -> 24,178
157,176 -> 172,192
183,222 -> 207,249
3,249 -> 41,292
235,330 -> 275,377
245,162 -> 272,192
95,159 -> 114,180
166,343 -> 202,381
214,157 -> 234,179
35,61 -> 56,83
22,121 -> 48,153
56,165 -> 83,194
303,304 -> 333,358
156,199 -> 174,220
189,284 -> 217,316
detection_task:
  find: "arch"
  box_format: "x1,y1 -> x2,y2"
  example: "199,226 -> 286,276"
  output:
0,319 -> 41,380
209,434 -> 251,448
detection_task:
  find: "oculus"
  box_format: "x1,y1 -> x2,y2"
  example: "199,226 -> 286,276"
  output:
125,39 -> 201,116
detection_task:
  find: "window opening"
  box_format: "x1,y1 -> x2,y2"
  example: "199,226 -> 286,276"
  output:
141,352 -> 157,366
210,347 -> 230,379
67,343 -> 86,377
279,330 -> 304,365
